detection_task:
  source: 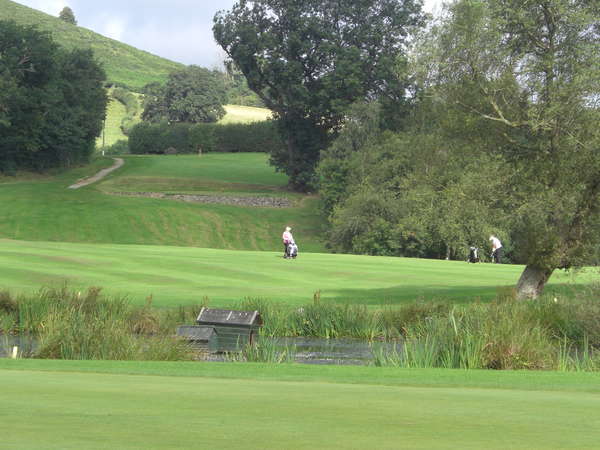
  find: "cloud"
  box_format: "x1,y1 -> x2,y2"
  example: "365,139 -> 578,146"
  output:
98,15 -> 127,42
18,0 -> 68,15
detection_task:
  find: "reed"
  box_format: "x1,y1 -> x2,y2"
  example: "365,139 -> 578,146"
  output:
226,335 -> 296,363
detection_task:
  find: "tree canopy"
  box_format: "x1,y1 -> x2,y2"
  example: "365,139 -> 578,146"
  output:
58,7 -> 76,25
0,20 -> 107,172
214,0 -> 424,191
317,0 -> 600,299
141,66 -> 228,124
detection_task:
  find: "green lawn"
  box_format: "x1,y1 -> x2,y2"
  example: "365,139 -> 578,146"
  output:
0,238 -> 589,307
2,360 -> 599,449
0,154 -> 325,252
101,154 -> 290,193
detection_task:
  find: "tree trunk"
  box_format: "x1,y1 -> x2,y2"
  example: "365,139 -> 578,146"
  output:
515,265 -> 554,300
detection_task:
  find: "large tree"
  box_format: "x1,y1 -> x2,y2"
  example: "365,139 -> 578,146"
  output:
0,20 -> 107,172
214,0 -> 424,191
141,66 -> 227,124
432,0 -> 600,298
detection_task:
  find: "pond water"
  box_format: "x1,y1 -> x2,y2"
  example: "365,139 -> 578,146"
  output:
0,334 -> 398,366
203,337 -> 403,365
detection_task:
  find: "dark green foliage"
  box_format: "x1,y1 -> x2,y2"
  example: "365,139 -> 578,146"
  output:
141,66 -> 228,124
214,0 -> 424,190
0,20 -> 107,172
223,61 -> 263,107
128,121 -> 283,154
103,139 -> 129,155
58,6 -> 76,25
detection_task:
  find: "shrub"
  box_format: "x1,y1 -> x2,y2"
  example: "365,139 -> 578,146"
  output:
128,120 -> 283,154
103,139 -> 129,155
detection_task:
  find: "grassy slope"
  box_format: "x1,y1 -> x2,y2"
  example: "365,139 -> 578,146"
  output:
2,360 -> 600,449
0,0 -> 183,90
97,97 -> 128,147
0,238 -> 587,307
0,154 -> 326,253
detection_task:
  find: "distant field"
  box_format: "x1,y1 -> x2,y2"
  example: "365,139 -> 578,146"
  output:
0,238 -> 589,307
220,104 -> 272,124
2,360 -> 600,449
0,0 -> 183,89
97,97 -> 128,148
0,154 -> 325,251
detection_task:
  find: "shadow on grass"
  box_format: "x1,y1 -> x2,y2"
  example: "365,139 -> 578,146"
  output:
322,282 -> 593,306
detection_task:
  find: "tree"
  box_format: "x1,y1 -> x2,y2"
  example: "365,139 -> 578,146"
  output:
214,0 -> 424,191
59,7 -> 77,25
0,20 -> 107,172
431,0 -> 600,298
141,66 -> 227,124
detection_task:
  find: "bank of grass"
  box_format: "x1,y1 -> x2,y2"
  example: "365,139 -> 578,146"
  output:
1,361 -> 600,449
0,153 -> 326,251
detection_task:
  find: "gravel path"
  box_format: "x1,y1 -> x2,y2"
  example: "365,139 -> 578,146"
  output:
68,158 -> 124,189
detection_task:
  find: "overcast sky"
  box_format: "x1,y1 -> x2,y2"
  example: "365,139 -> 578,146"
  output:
13,0 -> 443,68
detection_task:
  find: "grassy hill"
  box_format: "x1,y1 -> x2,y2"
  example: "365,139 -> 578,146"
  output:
0,0 -> 183,90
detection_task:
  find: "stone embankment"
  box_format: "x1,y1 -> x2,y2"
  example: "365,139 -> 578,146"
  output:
109,191 -> 293,208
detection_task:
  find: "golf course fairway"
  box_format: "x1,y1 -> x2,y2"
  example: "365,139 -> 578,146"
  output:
0,238 -> 589,307
1,360 -> 599,449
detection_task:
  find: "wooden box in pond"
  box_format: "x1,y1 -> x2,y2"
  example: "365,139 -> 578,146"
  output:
176,325 -> 218,353
196,308 -> 262,352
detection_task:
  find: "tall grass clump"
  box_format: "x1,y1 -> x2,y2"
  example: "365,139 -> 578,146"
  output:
237,295 -> 383,340
2,286 -> 193,361
226,334 -> 296,363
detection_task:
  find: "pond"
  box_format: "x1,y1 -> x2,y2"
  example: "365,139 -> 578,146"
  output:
0,333 -> 400,365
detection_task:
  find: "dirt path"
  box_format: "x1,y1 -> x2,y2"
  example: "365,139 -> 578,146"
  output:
68,158 -> 124,189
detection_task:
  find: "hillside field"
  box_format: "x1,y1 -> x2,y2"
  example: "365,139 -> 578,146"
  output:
2,360 -> 600,449
0,0 -> 183,89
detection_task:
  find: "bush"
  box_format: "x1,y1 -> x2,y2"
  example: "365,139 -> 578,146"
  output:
128,120 -> 283,154
102,139 -> 129,155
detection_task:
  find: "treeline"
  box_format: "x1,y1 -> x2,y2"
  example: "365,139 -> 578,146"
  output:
128,121 -> 282,154
310,0 -> 600,298
0,20 -> 107,173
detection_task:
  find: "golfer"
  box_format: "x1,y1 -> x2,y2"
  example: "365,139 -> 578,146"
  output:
489,235 -> 503,263
282,226 -> 294,258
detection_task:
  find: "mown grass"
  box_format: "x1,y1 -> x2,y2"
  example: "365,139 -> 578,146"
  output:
101,154 -> 290,193
1,361 -> 600,449
0,154 -> 326,251
0,0 -> 183,90
0,239 -> 592,307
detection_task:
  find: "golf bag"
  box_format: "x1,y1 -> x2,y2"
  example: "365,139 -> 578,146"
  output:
287,242 -> 298,259
468,246 -> 479,263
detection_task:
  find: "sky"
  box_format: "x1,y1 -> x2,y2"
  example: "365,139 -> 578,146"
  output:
12,0 -> 443,69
